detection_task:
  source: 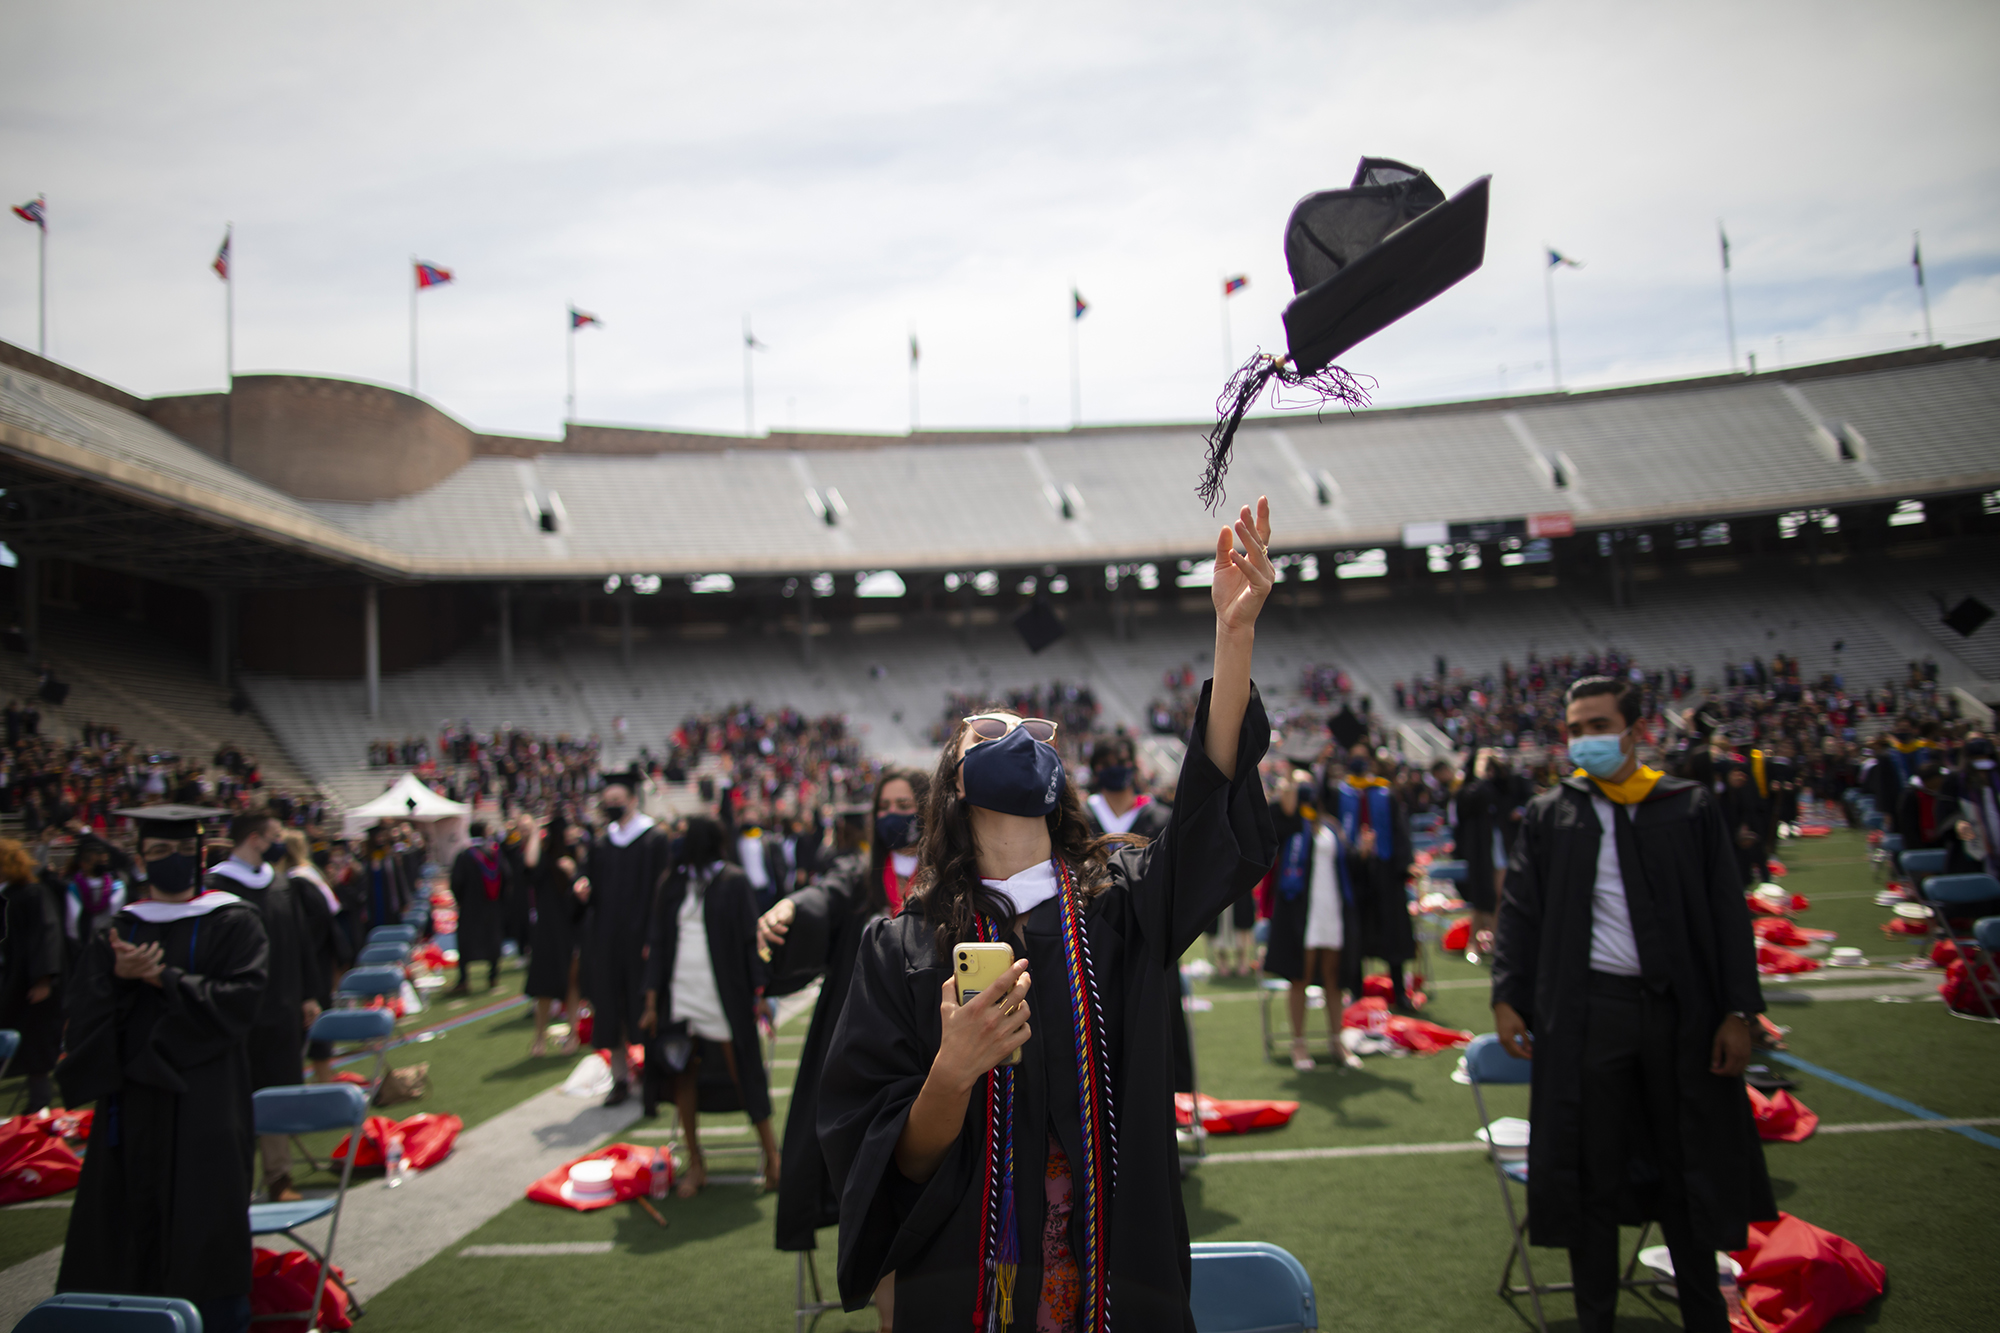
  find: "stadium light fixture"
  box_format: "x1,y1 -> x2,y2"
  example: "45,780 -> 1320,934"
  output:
855,570 -> 906,598
1889,499 -> 1925,528
944,572 -> 962,592
1137,563 -> 1159,591
631,574 -> 662,595
1048,573 -> 1070,594
810,572 -> 835,597
973,571 -> 1000,596
603,575 -> 621,593
1175,558 -> 1216,589
687,573 -> 735,594
1016,574 -> 1038,595
1334,548 -> 1389,579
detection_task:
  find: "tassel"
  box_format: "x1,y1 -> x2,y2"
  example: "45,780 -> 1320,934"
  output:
1200,351 -> 1376,512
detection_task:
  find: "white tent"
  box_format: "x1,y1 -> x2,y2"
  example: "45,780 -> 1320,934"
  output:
340,773 -> 471,839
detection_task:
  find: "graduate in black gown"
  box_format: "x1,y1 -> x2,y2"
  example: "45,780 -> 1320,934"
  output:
1331,750 -> 1419,1011
449,820 -> 514,993
818,498 -> 1280,1332
60,806 -> 270,1333
0,839 -> 67,1112
758,767 -> 930,1319
206,811 -> 322,1204
578,775 -> 672,1106
524,813 -> 586,1058
279,829 -> 349,1084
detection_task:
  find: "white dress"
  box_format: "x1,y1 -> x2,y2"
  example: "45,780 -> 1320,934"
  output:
1305,823 -> 1345,951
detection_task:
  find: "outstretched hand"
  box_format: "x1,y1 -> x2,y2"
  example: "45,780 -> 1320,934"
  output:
1211,496 -> 1275,635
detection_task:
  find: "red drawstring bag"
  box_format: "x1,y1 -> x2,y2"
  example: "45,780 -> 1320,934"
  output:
1174,1093 -> 1298,1134
1728,1212 -> 1884,1333
1341,997 -> 1473,1054
1746,1086 -> 1819,1142
1361,974 -> 1428,1008
1766,859 -> 1788,878
250,1247 -> 352,1333
525,1143 -> 663,1211
1442,918 -> 1472,952
1757,943 -> 1819,975
0,1116 -> 82,1205
330,1113 -> 464,1170
1939,956 -> 2000,1014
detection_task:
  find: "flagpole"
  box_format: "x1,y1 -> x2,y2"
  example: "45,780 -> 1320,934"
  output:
409,256 -> 419,395
1718,220 -> 1738,371
743,314 -> 755,437
1543,252 -> 1562,390
908,332 -> 919,434
223,223 -> 234,466
566,309 -> 576,423
1219,277 -> 1232,377
1068,284 -> 1080,429
36,206 -> 46,357
1914,231 -> 1932,345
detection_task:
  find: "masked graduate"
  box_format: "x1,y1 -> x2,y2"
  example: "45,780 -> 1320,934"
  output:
449,820 -> 515,994
757,767 -> 930,1320
206,810 -> 325,1203
1491,677 -> 1773,1333
817,499 -> 1279,1331
59,806 -> 270,1333
638,815 -> 779,1191
1331,749 -> 1419,1012
1080,735 -> 1169,841
1264,769 -> 1362,1072
578,771 -> 671,1107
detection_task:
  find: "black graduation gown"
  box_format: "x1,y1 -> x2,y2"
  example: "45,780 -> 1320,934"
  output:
1491,775 -> 1775,1251
58,897 -> 270,1303
525,854 -> 583,1000
817,682 -> 1275,1327
1336,784 -> 1414,994
0,875 -> 67,1074
450,845 -> 513,966
209,862 -> 316,1091
1453,778 -> 1502,913
580,822 -> 672,1050
1086,799 -> 1198,1093
766,853 -> 878,1250
290,869 -> 349,994
641,863 -> 771,1122
1262,807 -> 1331,984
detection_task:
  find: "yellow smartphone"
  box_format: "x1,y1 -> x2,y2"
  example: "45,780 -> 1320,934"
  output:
954,941 -> 1023,1066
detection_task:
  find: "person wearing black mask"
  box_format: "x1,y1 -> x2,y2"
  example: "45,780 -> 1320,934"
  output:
639,815 -> 778,1193
524,812 -> 587,1058
757,767 -> 931,1319
207,810 -> 323,1203
577,773 -> 671,1106
60,806 -> 269,1333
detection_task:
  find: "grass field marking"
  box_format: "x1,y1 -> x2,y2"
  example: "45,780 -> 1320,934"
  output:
1816,1117 -> 2000,1135
459,1242 -> 616,1257
1751,1051 -> 2000,1151
0,1200 -> 70,1211
1201,1141 -> 1489,1164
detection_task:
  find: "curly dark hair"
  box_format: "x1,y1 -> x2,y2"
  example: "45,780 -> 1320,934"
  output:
864,765 -> 933,918
910,716 -> 1137,965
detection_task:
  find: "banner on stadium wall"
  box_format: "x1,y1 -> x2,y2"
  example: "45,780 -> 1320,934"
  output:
1403,513 -> 1575,548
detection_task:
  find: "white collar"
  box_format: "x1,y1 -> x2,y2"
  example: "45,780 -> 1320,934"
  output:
1087,791 -> 1149,836
890,850 -> 918,879
209,859 -> 274,890
606,812 -> 657,848
125,890 -> 242,923
979,860 -> 1060,917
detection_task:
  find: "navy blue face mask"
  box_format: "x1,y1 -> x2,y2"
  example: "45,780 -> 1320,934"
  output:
1093,764 -> 1133,792
960,725 -> 1065,817
875,811 -> 919,850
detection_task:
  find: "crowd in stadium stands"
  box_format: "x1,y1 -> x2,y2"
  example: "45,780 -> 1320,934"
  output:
1147,664 -> 1204,738
1299,662 -> 1356,704
1396,650 -> 1690,749
671,703 -> 878,817
932,681 -> 1103,760
367,726 -> 604,817
0,725 -> 319,838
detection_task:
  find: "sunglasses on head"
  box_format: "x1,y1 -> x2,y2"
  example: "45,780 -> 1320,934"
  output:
962,714 -> 1059,745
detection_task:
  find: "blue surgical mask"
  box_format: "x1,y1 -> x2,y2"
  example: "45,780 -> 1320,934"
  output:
961,725 -> 1065,817
1569,731 -> 1630,779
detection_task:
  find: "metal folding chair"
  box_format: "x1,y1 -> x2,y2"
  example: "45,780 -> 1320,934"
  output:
249,1084 -> 370,1324
336,965 -> 405,1009
15,1294 -> 203,1332
1463,1034 -> 1663,1332
354,942 -> 408,968
366,924 -> 417,948
291,1009 -> 398,1174
1919,874 -> 2000,1023
1897,849 -> 1951,956
1189,1241 -> 1318,1332
791,1249 -> 877,1333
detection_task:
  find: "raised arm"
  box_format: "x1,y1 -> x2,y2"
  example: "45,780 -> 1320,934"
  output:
1204,497 -> 1275,780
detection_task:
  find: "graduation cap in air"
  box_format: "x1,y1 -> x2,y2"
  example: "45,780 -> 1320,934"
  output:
1013,597 -> 1067,654
112,804 -> 230,840
1941,596 -> 1992,640
1200,158 -> 1491,510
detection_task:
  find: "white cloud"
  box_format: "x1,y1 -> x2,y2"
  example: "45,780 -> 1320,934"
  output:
1,0 -> 1995,435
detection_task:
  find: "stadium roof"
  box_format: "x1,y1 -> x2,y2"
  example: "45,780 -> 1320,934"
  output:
1,342 -> 1995,587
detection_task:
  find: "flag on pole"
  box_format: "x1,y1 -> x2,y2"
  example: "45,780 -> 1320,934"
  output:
570,307 -> 601,329
11,196 -> 45,230
745,327 -> 767,350
1911,237 -> 1924,282
1072,289 -> 1088,320
1223,275 -> 1248,296
1546,248 -> 1582,268
212,232 -> 231,280
414,261 -> 453,289
909,333 -> 920,366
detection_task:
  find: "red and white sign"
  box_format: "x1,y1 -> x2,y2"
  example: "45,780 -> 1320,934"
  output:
1527,512 -> 1575,538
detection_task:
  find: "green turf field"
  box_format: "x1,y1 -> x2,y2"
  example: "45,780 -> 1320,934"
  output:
10,830 -> 1995,1329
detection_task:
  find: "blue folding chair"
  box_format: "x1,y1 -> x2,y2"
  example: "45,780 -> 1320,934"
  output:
1426,860 -> 1468,886
1920,874 -> 2000,1023
355,942 -> 408,968
290,1008 -> 397,1174
15,1294 -> 202,1332
366,924 -> 417,947
1898,848 -> 1949,889
1975,918 -> 2000,957
250,1084 -> 370,1325
1189,1241 -> 1317,1332
337,965 -> 405,1008
1463,1034 -> 1662,1332
0,1028 -> 19,1085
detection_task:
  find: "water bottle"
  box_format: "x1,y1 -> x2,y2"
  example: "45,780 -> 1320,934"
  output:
385,1136 -> 405,1189
649,1146 -> 670,1201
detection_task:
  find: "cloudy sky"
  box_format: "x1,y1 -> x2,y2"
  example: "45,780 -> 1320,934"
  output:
3,0 -> 1996,440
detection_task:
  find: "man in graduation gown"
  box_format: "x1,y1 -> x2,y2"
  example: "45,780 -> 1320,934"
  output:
639,816 -> 778,1189
1492,677 -> 1773,1333
578,775 -> 671,1106
359,822 -> 413,933
207,810 -> 322,1202
449,820 -> 514,993
1332,751 -> 1418,1010
60,807 -> 271,1333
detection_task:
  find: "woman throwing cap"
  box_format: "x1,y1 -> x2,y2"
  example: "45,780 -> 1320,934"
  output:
818,499 -> 1280,1331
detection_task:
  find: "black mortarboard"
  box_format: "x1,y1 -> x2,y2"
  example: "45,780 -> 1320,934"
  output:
113,804 -> 229,839
1201,157 -> 1491,509
1942,596 -> 1992,639
601,767 -> 647,794
1013,597 -> 1066,654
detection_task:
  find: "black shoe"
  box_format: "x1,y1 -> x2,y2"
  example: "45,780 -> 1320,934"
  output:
603,1080 -> 631,1108
1388,999 -> 1424,1018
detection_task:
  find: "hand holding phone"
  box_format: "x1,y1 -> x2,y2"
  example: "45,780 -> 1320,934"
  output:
933,945 -> 1030,1087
